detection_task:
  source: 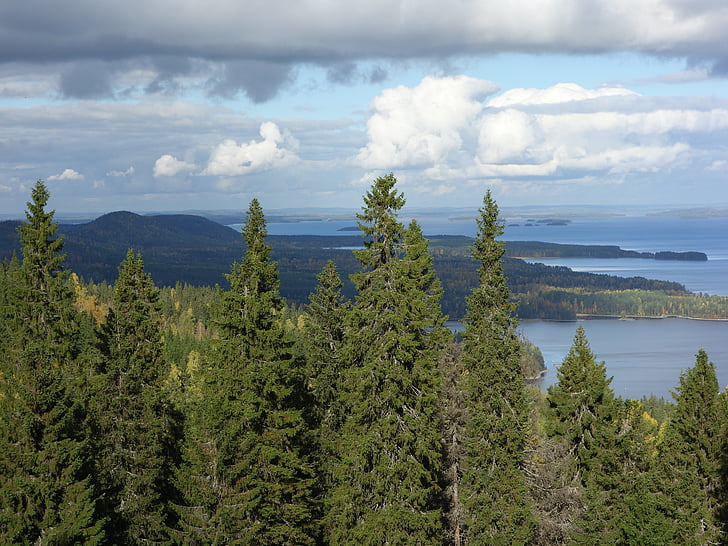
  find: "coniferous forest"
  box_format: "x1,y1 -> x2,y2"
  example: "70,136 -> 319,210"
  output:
1,176 -> 727,544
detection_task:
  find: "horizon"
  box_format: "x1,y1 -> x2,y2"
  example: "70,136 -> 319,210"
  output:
3,202 -> 728,224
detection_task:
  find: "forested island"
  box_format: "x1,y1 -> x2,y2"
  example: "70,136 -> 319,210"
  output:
1,176 -> 727,544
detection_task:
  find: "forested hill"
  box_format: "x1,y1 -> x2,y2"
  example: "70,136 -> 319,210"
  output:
1,211 -> 717,320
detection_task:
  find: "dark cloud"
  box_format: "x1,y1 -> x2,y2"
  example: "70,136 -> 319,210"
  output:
327,63 -> 357,84
207,60 -> 294,103
2,0 -> 728,103
145,56 -> 194,95
59,61 -> 114,99
709,58 -> 728,77
368,66 -> 388,84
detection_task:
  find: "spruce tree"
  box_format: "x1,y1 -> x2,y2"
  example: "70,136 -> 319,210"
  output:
546,325 -> 617,485
326,174 -> 446,544
304,259 -> 349,433
303,259 -> 349,512
178,198 -> 316,544
93,249 -> 180,543
458,190 -> 535,545
648,349 -> 724,543
0,180 -> 104,543
546,325 -> 658,543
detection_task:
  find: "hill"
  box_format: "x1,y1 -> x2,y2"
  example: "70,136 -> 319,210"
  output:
1,212 -> 703,320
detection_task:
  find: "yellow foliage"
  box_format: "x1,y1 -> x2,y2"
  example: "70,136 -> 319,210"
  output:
69,272 -> 108,324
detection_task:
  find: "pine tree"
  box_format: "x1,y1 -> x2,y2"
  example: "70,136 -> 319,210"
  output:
0,180 -> 104,543
93,249 -> 180,543
178,198 -> 316,544
458,190 -> 535,545
326,174 -> 446,544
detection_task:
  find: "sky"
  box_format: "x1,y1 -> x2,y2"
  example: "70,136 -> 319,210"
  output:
2,0 -> 728,216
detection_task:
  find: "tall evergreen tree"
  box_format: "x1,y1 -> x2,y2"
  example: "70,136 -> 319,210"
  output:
546,325 -> 617,485
304,259 -> 349,433
178,198 -> 316,544
648,349 -> 724,544
458,190 -> 535,545
303,259 -> 349,514
326,174 -> 446,544
0,180 -> 104,543
93,249 -> 180,543
545,326 -> 662,543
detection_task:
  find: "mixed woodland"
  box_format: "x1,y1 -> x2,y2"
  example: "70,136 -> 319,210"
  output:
1,176 -> 727,544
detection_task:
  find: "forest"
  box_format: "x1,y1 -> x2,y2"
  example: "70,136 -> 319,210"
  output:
2,207 -> 725,322
1,176 -> 727,544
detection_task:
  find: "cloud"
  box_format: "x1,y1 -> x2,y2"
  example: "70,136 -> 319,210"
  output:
107,166 -> 135,177
202,122 -> 300,176
2,0 -> 728,103
356,75 -> 500,169
153,156 -> 196,177
356,76 -> 728,196
48,168 -> 83,181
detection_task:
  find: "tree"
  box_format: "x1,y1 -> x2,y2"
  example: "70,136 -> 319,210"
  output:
0,180 -> 104,543
178,198 -> 317,544
326,174 -> 446,544
458,190 -> 535,545
647,349 -> 724,544
302,259 -> 350,513
93,249 -> 180,543
304,259 -> 349,433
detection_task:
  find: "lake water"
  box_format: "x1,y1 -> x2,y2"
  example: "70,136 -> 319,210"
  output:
520,318 -> 728,400
263,213 -> 728,400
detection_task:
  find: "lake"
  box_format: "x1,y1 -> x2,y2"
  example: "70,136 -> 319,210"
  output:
519,318 -> 728,400
262,212 -> 728,400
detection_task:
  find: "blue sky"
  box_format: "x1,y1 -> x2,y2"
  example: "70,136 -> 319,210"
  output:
2,0 -> 728,215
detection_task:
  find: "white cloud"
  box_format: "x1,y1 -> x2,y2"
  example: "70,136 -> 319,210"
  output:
48,168 -> 83,181
356,75 -> 499,169
202,122 -> 299,176
106,166 -> 135,177
356,77 -> 728,199
153,155 -> 196,177
487,83 -> 640,108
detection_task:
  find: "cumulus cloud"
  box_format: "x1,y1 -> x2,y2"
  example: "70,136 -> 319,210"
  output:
48,168 -> 83,181
356,76 -> 728,194
153,155 -> 196,177
203,122 -> 299,176
356,75 -> 499,169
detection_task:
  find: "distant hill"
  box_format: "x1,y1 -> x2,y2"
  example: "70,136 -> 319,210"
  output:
0,212 -> 245,286
1,211 -> 691,319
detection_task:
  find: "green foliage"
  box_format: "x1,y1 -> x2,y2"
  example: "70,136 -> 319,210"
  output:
326,174 -> 446,544
0,180 -> 104,543
458,190 -> 535,544
93,249 -> 180,543
178,199 -> 317,545
645,349 -> 725,543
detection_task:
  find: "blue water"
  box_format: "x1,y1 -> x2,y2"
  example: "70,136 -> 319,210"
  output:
521,318 -> 728,400
262,213 -> 728,399
261,214 -> 728,297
